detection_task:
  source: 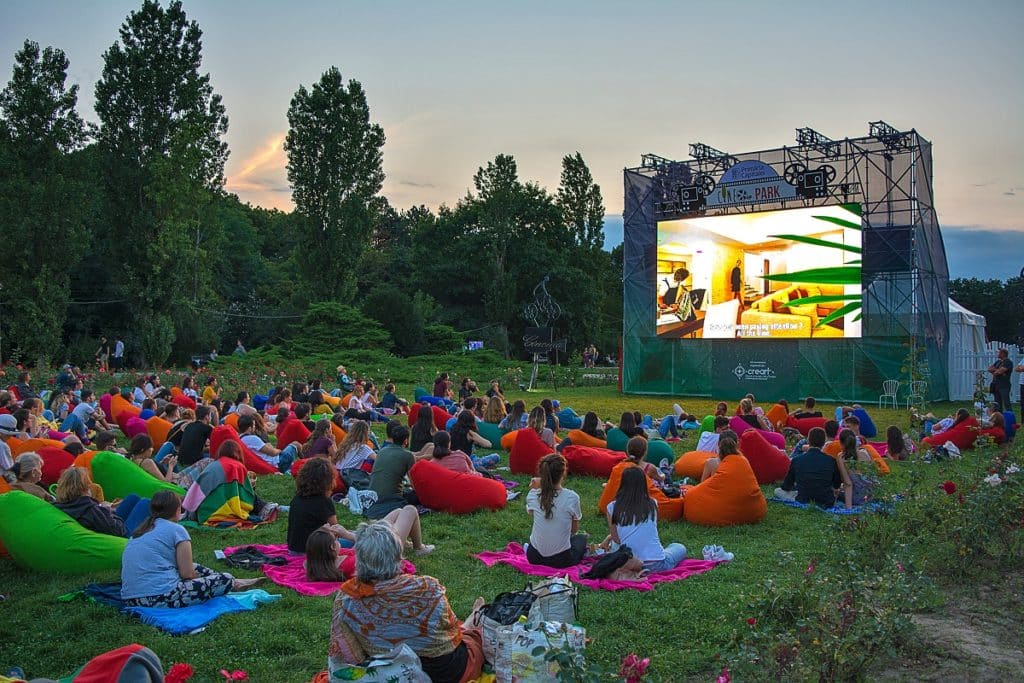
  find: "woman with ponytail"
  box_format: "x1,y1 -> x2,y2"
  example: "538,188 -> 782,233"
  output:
120,490 -> 262,607
525,453 -> 586,568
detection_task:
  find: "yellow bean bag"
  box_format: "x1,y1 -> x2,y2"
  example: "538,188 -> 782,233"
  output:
323,393 -> 342,408
682,454 -> 767,526
599,461 -> 684,522
674,450 -> 715,479
567,430 -> 607,449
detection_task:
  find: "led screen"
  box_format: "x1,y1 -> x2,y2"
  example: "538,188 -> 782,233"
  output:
656,204 -> 862,340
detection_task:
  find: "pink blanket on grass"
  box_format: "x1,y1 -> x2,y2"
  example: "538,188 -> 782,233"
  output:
224,543 -> 416,597
474,542 -> 721,592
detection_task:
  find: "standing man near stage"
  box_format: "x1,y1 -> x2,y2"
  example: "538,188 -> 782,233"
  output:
113,337 -> 125,371
988,348 -> 1013,412
1016,356 -> 1024,424
730,259 -> 743,304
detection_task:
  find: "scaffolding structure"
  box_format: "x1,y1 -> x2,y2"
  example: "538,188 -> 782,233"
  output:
622,123 -> 949,401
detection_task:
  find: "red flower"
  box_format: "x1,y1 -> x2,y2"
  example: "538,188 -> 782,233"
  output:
715,668 -> 732,683
618,653 -> 650,682
746,617 -> 757,626
166,663 -> 194,683
896,562 -> 905,573
805,561 -> 816,576
941,481 -> 957,494
220,671 -> 248,681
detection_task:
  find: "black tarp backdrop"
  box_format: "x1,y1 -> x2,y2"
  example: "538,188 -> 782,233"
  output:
622,128 -> 949,402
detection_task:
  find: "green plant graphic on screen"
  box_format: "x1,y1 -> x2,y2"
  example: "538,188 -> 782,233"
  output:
764,207 -> 862,328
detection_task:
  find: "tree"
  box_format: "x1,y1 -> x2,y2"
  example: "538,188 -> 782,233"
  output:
285,67 -> 385,300
557,152 -> 605,249
94,0 -> 228,366
0,40 -> 91,364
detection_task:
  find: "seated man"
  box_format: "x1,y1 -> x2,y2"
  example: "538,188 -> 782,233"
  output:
791,396 -> 822,419
238,413 -> 297,473
790,419 -> 839,458
695,416 -> 731,453
365,424 -> 429,519
776,427 -> 853,509
178,405 -> 215,466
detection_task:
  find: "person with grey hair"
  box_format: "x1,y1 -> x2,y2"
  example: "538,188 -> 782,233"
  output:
9,452 -> 54,501
329,521 -> 485,682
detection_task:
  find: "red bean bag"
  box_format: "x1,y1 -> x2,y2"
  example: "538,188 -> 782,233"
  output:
291,457 -> 345,494
979,427 -> 1006,445
12,437 -> 65,457
683,454 -> 766,526
124,416 -> 148,440
728,416 -> 786,449
409,459 -> 507,514
739,430 -> 790,484
146,416 -> 173,448
171,393 -> 196,411
36,446 -> 76,486
598,461 -> 683,521
209,424 -> 278,475
509,428 -> 554,475
562,445 -> 625,478
922,417 -> 980,451
787,415 -> 827,436
674,450 -> 715,479
407,403 -> 452,431
765,403 -> 789,431
566,430 -> 607,449
275,418 -> 311,450
500,430 -> 518,451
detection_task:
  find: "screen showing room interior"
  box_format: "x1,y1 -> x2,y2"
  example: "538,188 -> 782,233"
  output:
655,204 -> 862,340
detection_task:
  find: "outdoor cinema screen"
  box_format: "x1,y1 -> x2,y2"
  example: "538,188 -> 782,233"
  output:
655,204 -> 862,340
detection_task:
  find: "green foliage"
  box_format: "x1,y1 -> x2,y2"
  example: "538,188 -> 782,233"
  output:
137,312 -> 175,368
278,301 -> 392,358
949,276 -> 1024,345
361,286 -> 425,356
423,324 -> 464,355
557,152 -> 605,249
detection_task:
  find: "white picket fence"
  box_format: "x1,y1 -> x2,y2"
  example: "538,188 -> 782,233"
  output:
949,341 -> 1022,401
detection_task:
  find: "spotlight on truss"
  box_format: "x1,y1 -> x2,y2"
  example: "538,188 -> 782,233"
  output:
795,127 -> 840,159
689,142 -> 729,161
869,120 -> 910,151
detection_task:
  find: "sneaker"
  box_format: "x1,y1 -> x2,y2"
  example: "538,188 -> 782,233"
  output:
715,546 -> 734,562
414,544 -> 436,556
702,545 -> 716,561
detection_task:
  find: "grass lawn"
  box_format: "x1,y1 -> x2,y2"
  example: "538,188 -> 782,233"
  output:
0,386 -> 1001,680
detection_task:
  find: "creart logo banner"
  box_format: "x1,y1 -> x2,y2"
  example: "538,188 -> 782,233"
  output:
732,361 -> 776,382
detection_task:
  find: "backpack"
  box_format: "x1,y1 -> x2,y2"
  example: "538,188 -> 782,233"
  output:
581,545 -> 633,579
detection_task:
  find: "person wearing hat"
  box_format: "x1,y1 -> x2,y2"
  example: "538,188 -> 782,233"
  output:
0,413 -> 17,473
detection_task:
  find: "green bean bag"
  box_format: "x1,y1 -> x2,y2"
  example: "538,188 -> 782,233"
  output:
88,451 -> 184,500
644,438 -> 676,466
605,427 -> 629,452
0,490 -> 126,573
477,421 -> 506,448
701,415 -> 715,434
413,386 -> 429,400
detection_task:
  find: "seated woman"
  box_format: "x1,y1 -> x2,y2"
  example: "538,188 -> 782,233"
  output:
379,383 -> 409,415
540,399 -> 560,433
698,430 -> 740,482
120,490 -> 262,607
429,430 -> 484,477
301,419 -> 337,460
288,458 -> 356,553
482,393 -> 506,424
836,429 -> 878,504
605,467 -> 687,574
618,411 -> 646,439
329,521 -> 481,681
8,453 -> 55,501
737,398 -> 772,431
333,420 -> 375,474
525,454 -> 586,568
526,406 -> 556,448
624,434 -> 666,483
127,434 -> 194,488
344,384 -> 382,422
885,425 -> 912,460
498,400 -> 528,432
271,388 -> 294,416
557,411 -> 609,451
449,411 -> 494,463
54,466 -> 128,537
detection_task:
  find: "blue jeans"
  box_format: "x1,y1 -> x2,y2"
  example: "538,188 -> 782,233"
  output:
60,414 -> 87,440
644,543 -> 687,573
658,415 -> 679,439
278,443 -> 298,473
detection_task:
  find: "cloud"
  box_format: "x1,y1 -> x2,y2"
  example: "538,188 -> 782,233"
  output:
396,179 -> 437,188
1004,191 -> 1015,197
225,134 -> 291,209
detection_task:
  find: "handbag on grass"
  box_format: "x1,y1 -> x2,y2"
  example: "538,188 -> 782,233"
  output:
525,575 -> 578,625
475,590 -> 538,665
581,544 -> 633,579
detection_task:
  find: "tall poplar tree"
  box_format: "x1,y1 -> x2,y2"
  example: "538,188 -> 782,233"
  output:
557,152 -> 605,249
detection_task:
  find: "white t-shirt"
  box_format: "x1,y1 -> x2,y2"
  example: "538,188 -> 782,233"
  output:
607,500 -> 665,562
696,431 -> 720,453
72,402 -> 96,421
526,487 -> 581,557
348,394 -> 374,412
337,443 -> 375,471
132,387 -> 146,403
240,434 -> 278,467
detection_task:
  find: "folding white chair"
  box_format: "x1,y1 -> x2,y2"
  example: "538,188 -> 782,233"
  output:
905,380 -> 927,409
878,379 -> 900,409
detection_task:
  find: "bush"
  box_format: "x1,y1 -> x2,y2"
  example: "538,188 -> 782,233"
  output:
362,287 -> 426,356
423,324 -> 464,355
278,301 -> 392,357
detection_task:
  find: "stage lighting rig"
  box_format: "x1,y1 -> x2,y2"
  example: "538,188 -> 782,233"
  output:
869,121 -> 911,151
641,153 -> 675,169
689,142 -> 737,172
795,127 -> 841,159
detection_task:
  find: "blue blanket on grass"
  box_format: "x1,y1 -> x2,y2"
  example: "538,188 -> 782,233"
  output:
65,583 -> 281,635
768,496 -> 890,515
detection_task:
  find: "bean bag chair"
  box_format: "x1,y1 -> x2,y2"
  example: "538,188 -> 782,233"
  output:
765,403 -> 789,431
673,450 -> 715,479
413,386 -> 429,400
556,408 -> 582,430
418,395 -> 452,409
209,424 -> 278,476
83,450 -> 184,499
291,457 -> 345,494
12,437 -> 65,457
329,420 -> 348,443
477,421 -> 505,448
409,459 -> 506,514
701,415 -> 715,434
567,429 -> 607,448
171,393 -> 197,411
182,456 -> 260,526
110,394 -> 141,422
146,416 -> 173,448
598,461 -> 683,521
738,430 -> 790,484
55,643 -> 165,683
223,411 -> 240,430
923,417 -> 980,451
605,427 -> 629,452
824,440 -> 891,475
407,403 -> 453,431
562,445 -> 625,478
0,490 -> 127,573
500,430 -> 518,451
123,416 -> 148,439
1002,411 -> 1017,441
252,394 -> 269,411
644,438 -> 676,466
682,454 -> 767,527
99,392 -> 113,418
728,416 -> 787,449
275,418 -> 311,450
509,428 -> 554,475
849,408 -> 878,438
36,446 -> 76,486
787,415 -> 827,436
979,427 -> 1006,445
444,416 -> 457,431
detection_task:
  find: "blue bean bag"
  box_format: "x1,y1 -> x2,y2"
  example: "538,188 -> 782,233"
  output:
556,408 -> 583,430
253,394 -> 268,411
851,408 -> 878,438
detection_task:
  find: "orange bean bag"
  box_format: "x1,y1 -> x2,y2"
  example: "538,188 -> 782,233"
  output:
275,418 -> 311,450
682,454 -> 767,527
36,446 -> 76,486
787,415 -> 827,436
171,393 -> 196,411
409,459 -> 507,514
566,430 -> 607,449
407,403 -> 452,431
509,429 -> 554,475
923,417 -> 980,451
291,457 -> 345,493
13,438 -> 65,457
739,430 -> 790,484
500,430 -> 518,451
109,394 -> 140,422
223,412 -> 240,430
562,445 -> 625,478
209,424 -> 278,475
765,403 -> 789,431
824,441 -> 890,475
146,416 -> 173,448
340,393 -> 353,408
598,461 -> 683,521
673,450 -> 715,479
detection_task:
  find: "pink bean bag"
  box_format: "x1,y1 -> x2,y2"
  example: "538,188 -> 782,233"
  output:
209,424 -> 278,475
787,415 -> 827,436
409,459 -> 506,514
738,430 -> 790,484
509,428 -> 554,475
728,416 -> 786,449
124,416 -> 149,440
561,445 -> 626,478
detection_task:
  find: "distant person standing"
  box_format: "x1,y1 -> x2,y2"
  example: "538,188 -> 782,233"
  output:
731,259 -> 743,303
988,348 -> 1013,412
234,339 -> 246,356
95,336 -> 110,373
112,337 -> 125,370
1015,357 -> 1024,424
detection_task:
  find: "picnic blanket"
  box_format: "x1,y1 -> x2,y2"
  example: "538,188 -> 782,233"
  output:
222,543 -> 416,596
768,496 -> 890,515
181,457 -> 273,527
474,542 -> 720,592
60,583 -> 281,635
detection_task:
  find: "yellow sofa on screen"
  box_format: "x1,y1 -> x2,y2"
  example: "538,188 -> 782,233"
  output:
740,285 -> 846,338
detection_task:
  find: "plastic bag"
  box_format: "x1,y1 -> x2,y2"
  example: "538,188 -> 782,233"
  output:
493,621 -> 586,683
327,643 -> 429,683
526,575 -> 577,626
